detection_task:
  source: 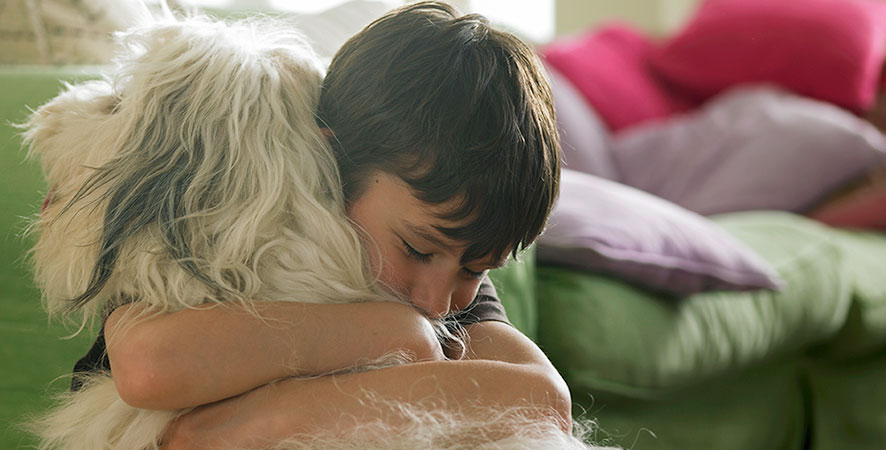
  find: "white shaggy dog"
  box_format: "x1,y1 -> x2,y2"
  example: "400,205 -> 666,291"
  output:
24,14 -> 611,450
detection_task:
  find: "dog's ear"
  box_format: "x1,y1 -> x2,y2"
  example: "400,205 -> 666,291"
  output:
22,80 -> 128,319
23,80 -> 119,189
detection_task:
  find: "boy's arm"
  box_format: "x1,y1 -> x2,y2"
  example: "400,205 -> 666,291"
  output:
160,321 -> 572,450
106,301 -> 444,410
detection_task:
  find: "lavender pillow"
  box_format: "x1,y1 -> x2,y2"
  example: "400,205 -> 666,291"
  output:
613,86 -> 886,216
538,169 -> 784,295
545,63 -> 620,180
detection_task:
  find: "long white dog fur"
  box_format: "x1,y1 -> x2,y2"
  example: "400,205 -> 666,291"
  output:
24,14 -> 612,450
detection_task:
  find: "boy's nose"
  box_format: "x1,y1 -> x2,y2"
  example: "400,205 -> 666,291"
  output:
409,273 -> 454,319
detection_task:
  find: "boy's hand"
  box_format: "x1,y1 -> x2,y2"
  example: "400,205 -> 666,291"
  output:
160,383 -> 283,450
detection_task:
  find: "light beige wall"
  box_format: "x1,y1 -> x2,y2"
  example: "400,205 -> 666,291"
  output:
554,0 -> 700,38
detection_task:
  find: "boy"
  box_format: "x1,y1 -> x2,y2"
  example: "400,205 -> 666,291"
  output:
101,2 -> 566,447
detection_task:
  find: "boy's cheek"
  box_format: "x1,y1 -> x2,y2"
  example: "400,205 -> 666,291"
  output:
372,250 -> 410,300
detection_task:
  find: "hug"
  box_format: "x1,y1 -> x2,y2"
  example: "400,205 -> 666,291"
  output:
20,1 -> 608,449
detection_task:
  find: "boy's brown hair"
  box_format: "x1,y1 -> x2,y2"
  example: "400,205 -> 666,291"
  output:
318,1 -> 560,263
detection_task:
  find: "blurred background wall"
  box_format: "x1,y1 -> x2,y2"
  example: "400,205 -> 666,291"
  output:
554,0 -> 701,38
0,0 -> 706,65
196,0 -> 705,42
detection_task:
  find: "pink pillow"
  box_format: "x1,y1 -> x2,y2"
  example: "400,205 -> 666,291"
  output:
541,23 -> 695,131
810,180 -> 886,229
650,0 -> 886,113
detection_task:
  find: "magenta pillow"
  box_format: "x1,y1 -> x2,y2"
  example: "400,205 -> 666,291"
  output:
613,86 -> 886,216
541,23 -> 694,132
650,0 -> 886,113
537,169 -> 784,295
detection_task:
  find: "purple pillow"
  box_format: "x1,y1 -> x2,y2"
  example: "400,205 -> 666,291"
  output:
545,63 -> 620,180
538,169 -> 784,295
613,86 -> 886,216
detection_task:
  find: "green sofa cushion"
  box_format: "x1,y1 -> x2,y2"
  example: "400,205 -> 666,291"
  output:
804,351 -> 886,450
583,362 -> 806,450
536,211 -> 851,395
814,230 -> 886,359
488,246 -> 538,341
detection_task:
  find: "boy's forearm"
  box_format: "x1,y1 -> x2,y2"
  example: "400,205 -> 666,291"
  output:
270,321 -> 572,437
106,301 -> 442,410
265,358 -> 572,439
160,321 -> 573,447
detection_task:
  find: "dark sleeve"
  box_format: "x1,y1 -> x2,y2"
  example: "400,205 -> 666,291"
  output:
70,299 -> 131,391
447,275 -> 510,327
71,325 -> 110,391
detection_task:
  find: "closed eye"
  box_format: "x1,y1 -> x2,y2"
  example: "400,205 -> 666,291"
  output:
462,267 -> 485,280
402,239 -> 432,263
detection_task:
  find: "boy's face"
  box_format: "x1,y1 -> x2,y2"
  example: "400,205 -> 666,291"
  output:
347,171 -> 506,318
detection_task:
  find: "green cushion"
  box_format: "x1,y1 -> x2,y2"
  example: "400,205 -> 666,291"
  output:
583,362 -> 806,450
804,351 -> 886,450
488,246 -> 538,341
537,211 -> 850,395
814,230 -> 886,359
1,66 -> 103,449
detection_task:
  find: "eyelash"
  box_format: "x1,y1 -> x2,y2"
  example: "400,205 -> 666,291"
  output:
402,239 -> 432,263
462,268 -> 485,280
401,239 -> 485,280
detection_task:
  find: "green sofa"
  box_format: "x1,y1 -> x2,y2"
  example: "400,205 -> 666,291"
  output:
1,67 -> 102,449
537,213 -> 886,450
2,66 -> 885,450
